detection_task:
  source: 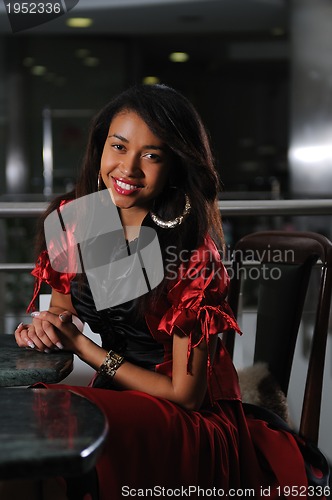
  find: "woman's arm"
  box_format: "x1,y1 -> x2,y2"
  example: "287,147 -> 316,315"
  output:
49,289 -> 77,315
110,331 -> 218,410
24,308 -> 217,411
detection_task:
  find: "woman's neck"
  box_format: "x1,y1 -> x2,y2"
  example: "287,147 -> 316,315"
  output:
119,207 -> 149,240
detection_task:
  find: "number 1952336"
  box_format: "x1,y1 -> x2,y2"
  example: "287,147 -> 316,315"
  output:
5,2 -> 62,14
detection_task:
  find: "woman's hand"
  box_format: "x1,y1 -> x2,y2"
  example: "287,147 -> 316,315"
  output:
15,314 -> 64,353
15,289 -> 83,353
14,311 -> 81,354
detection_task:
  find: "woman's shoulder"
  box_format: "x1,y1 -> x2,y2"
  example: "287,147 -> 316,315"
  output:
181,234 -> 223,272
165,233 -> 228,298
197,234 -> 222,261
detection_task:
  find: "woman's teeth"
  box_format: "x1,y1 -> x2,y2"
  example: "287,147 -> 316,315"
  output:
116,180 -> 139,191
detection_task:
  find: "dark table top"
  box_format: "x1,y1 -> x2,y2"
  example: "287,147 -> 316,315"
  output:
0,335 -> 73,386
0,387 -> 108,480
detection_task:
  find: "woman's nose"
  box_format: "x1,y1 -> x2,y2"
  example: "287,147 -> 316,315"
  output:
119,155 -> 141,177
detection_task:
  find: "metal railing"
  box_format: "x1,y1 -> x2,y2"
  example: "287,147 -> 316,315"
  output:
0,198 -> 332,272
1,198 -> 332,217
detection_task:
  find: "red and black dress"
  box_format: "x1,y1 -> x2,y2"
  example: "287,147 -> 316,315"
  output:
28,221 -> 308,500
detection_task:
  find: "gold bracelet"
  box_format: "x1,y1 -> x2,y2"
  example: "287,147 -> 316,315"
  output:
98,350 -> 124,378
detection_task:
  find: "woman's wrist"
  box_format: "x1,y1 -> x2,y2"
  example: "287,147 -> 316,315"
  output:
74,334 -> 107,370
98,350 -> 125,378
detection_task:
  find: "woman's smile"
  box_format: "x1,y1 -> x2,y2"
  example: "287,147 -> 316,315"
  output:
112,176 -> 144,195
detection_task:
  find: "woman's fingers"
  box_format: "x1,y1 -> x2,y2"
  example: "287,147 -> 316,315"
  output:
15,323 -> 35,349
27,322 -> 57,352
33,310 -> 72,331
14,311 -> 76,353
30,311 -> 66,351
15,323 -> 51,352
59,311 -> 72,323
15,317 -> 64,353
14,323 -> 47,352
27,324 -> 51,352
40,320 -> 64,350
36,311 -> 81,352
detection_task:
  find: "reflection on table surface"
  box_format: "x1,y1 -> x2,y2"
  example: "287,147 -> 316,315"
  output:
0,334 -> 73,386
0,388 -> 108,480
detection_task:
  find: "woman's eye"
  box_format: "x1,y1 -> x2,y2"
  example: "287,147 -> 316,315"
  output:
112,144 -> 125,152
143,153 -> 161,162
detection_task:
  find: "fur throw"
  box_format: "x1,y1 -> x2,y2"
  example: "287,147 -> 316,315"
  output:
238,362 -> 291,424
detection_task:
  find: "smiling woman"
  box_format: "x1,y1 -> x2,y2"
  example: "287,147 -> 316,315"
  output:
99,110 -> 172,221
7,84 -> 311,500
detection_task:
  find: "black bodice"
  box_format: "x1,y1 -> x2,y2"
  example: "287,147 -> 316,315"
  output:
70,276 -> 164,373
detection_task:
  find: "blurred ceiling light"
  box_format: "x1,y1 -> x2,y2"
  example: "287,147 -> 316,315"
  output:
84,56 -> 100,67
31,65 -> 47,76
66,17 -> 93,28
169,52 -> 189,63
143,76 -> 160,85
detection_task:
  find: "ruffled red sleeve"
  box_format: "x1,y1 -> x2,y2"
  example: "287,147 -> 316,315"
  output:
26,199 -> 76,312
26,250 -> 75,312
156,235 -> 241,369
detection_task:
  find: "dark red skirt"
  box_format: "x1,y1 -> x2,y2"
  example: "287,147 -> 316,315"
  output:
42,384 -> 308,500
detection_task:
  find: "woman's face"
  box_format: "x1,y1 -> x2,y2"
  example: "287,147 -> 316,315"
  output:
100,110 -> 173,214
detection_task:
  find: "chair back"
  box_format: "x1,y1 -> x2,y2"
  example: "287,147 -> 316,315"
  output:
225,231 -> 332,444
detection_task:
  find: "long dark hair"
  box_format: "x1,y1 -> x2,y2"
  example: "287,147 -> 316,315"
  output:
35,84 -> 224,309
